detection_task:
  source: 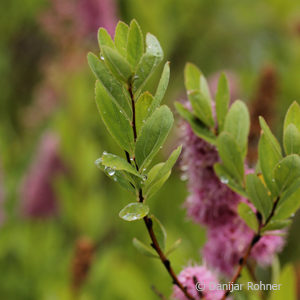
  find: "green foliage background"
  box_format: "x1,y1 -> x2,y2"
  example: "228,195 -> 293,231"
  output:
0,0 -> 300,299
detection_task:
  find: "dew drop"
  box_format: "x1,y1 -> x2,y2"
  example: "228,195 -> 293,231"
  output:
107,168 -> 115,176
180,174 -> 188,181
220,177 -> 229,184
100,55 -> 105,61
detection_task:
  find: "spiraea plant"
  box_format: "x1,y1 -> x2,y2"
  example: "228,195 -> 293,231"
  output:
87,20 -> 194,299
176,63 -> 300,299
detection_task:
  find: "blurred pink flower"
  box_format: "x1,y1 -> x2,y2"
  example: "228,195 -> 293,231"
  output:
173,265 -> 223,300
20,132 -> 66,218
181,122 -> 240,227
180,98 -> 285,277
203,219 -> 285,276
40,0 -> 118,45
78,0 -> 118,36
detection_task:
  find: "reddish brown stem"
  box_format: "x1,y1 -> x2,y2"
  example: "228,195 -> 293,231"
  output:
126,81 -> 195,300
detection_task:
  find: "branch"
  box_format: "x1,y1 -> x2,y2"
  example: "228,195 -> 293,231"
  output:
126,82 -> 195,300
221,197 -> 280,300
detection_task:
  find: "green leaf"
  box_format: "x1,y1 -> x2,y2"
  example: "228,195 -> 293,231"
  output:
215,73 -> 230,132
153,61 -> 170,108
175,102 -> 216,145
224,100 -> 250,157
135,92 -> 154,135
262,220 -> 292,233
184,62 -> 201,91
135,105 -> 173,169
132,238 -> 157,258
151,215 -> 167,250
127,19 -> 144,68
200,73 -> 212,102
258,122 -> 282,195
284,101 -> 300,133
102,46 -> 132,82
101,152 -> 142,178
238,202 -> 259,231
144,146 -> 182,198
214,163 -> 248,197
133,33 -> 163,97
274,155 -> 300,193
144,163 -> 171,199
274,184 -> 300,220
166,239 -> 182,256
119,203 -> 149,221
246,174 -> 273,221
269,265 -> 296,300
283,124 -> 300,155
188,90 -> 214,127
114,21 -> 129,57
87,52 -> 132,118
98,28 -> 115,49
95,81 -> 134,153
95,158 -> 135,193
259,117 -> 282,157
217,132 -> 244,185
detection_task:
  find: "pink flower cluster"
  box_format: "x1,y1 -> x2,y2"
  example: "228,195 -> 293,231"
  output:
178,93 -> 285,278
180,119 -> 285,276
173,266 -> 224,300
40,0 -> 118,45
20,132 -> 66,218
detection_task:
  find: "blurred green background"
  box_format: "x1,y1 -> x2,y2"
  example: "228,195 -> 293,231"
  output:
0,0 -> 300,299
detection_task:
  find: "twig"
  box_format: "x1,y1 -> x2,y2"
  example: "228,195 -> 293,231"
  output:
126,82 -> 195,300
151,285 -> 168,300
222,197 -> 280,299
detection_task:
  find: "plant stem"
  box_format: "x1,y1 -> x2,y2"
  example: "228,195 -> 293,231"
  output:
222,197 -> 280,300
126,82 -> 195,300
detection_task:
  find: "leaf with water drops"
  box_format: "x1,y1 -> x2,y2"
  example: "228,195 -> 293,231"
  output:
101,152 -> 143,178
94,158 -> 135,193
101,46 -> 132,82
87,52 -> 132,119
119,203 -> 150,221
217,132 -> 244,186
133,33 -> 163,97
214,163 -> 247,197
